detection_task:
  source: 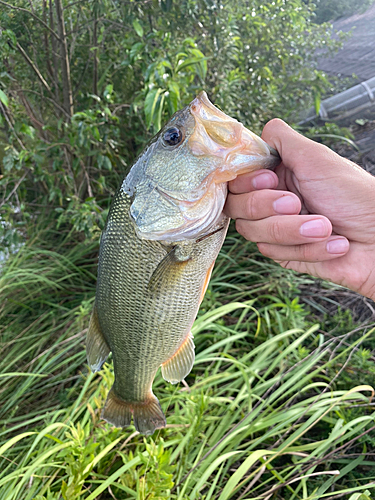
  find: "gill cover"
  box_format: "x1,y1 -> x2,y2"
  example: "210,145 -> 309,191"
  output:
121,91 -> 280,242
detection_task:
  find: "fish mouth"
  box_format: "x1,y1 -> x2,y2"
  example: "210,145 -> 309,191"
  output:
189,91 -> 280,182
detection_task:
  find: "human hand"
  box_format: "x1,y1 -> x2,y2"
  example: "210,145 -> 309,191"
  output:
224,119 -> 375,301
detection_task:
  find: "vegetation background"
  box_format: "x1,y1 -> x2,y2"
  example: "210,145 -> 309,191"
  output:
1,0 -> 375,499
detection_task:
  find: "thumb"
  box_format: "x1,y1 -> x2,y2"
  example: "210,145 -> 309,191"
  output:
261,119 -> 374,220
260,118 -> 346,177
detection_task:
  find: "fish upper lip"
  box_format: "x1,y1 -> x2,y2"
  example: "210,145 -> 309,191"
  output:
269,145 -> 281,160
190,91 -> 228,119
188,91 -> 281,172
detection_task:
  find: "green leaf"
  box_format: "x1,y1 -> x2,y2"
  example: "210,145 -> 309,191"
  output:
103,84 -> 113,100
0,89 -> 8,107
129,42 -> 144,61
218,450 -> 277,500
97,62 -> 113,92
85,456 -> 142,500
161,0 -> 173,12
167,89 -> 178,115
168,81 -> 180,100
144,88 -> 163,129
175,56 -> 209,74
92,126 -> 100,141
189,452 -> 242,499
0,372 -> 47,378
314,92 -> 321,116
154,91 -> 165,131
314,454 -> 365,498
97,155 -> 112,171
0,432 -> 36,456
132,19 -> 144,37
19,123 -> 35,138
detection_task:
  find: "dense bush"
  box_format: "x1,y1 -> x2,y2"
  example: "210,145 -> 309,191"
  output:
0,0 -> 341,247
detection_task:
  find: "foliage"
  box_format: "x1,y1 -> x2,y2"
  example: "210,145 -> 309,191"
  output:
302,122 -> 357,150
1,1 -> 374,499
1,224 -> 375,499
308,0 -> 375,23
0,0 -> 342,246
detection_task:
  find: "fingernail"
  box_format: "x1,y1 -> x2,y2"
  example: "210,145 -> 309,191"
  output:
252,173 -> 276,190
300,219 -> 330,238
273,195 -> 299,214
326,237 -> 349,254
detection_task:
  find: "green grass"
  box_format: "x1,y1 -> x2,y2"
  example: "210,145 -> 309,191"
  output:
1,225 -> 375,499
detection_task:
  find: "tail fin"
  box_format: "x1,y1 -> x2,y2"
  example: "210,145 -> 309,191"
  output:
101,388 -> 166,436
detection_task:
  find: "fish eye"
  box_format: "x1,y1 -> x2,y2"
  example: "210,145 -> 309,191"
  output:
162,127 -> 183,147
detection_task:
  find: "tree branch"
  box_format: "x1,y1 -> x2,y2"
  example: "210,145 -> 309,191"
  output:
16,42 -> 52,94
49,0 -> 61,104
0,100 -> 26,151
42,0 -> 54,83
0,172 -> 27,209
12,44 -> 69,120
55,0 -> 74,118
0,0 -> 60,42
13,89 -> 71,121
92,15 -> 98,95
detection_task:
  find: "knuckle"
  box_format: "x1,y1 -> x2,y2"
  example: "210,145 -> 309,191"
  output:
262,118 -> 286,141
298,244 -> 316,262
236,219 -> 258,242
268,219 -> 284,244
265,118 -> 285,131
245,193 -> 259,220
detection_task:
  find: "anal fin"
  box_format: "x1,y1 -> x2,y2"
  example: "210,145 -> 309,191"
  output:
161,333 -> 195,384
86,304 -> 111,372
102,388 -> 166,436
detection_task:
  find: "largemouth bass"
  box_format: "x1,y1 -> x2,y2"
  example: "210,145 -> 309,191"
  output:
87,92 -> 279,435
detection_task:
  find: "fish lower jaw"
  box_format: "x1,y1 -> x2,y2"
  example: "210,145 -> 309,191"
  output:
132,184 -> 228,243
134,211 -> 228,242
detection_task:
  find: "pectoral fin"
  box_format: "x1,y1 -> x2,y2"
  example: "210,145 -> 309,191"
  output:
148,245 -> 192,292
86,304 -> 111,372
161,333 -> 195,384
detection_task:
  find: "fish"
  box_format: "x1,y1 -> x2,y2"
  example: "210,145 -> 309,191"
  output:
86,91 -> 280,435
